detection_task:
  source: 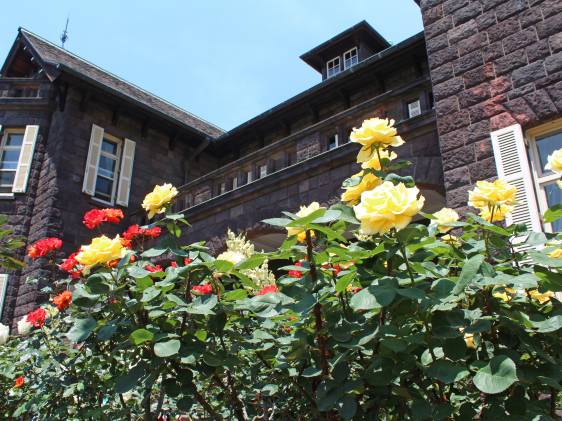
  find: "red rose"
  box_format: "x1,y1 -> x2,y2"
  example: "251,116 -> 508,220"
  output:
170,261 -> 178,268
184,258 -> 192,265
256,285 -> 279,296
28,237 -> 63,260
192,283 -> 213,295
103,208 -> 124,224
69,270 -> 82,280
144,226 -> 161,239
123,224 -> 142,241
14,376 -> 24,388
289,261 -> 303,279
27,307 -> 47,328
83,209 -> 106,230
52,290 -> 72,311
59,252 -> 78,272
145,264 -> 163,273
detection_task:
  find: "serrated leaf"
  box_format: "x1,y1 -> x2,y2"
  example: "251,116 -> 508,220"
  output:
452,255 -> 485,295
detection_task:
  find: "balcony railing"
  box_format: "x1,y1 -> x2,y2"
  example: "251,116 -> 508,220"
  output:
174,76 -> 434,215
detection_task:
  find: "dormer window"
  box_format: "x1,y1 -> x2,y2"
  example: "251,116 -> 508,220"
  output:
343,47 -> 358,70
326,57 -> 341,78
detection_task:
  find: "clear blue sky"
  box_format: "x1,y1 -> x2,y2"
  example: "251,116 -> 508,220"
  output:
0,1 -> 423,130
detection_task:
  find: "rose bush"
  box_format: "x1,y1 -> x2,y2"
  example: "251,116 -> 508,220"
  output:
0,120 -> 561,420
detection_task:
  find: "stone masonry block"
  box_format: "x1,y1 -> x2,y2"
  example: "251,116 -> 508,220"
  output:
512,61 -> 547,87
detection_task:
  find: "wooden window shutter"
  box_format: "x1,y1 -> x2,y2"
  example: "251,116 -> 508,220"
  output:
82,124 -> 104,196
0,273 -> 7,319
116,138 -> 136,206
490,124 -> 542,232
12,125 -> 39,193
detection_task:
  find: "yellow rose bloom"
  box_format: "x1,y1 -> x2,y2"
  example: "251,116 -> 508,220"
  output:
350,118 -> 405,162
548,248 -> 562,258
286,202 -> 324,242
341,171 -> 382,205
361,149 -> 397,171
464,332 -> 476,349
353,181 -> 425,235
76,235 -> 126,267
431,207 -> 459,233
468,179 -> 517,210
216,250 -> 245,265
529,289 -> 554,304
442,234 -> 461,247
493,287 -> 516,302
142,183 -> 178,219
478,204 -> 514,222
545,148 -> 562,173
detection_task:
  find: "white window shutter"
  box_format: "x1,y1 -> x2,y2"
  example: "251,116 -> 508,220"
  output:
83,124 -> 104,196
490,124 -> 542,233
12,125 -> 39,193
0,273 -> 7,319
116,138 -> 135,206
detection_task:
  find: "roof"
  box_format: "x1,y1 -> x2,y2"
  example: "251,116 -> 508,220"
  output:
217,31 -> 425,143
8,29 -> 224,138
300,20 -> 390,72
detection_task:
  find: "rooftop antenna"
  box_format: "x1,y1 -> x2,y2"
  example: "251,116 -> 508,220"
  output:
60,17 -> 69,49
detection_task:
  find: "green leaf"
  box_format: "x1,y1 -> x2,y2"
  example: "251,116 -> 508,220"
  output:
531,315 -> 562,333
529,251 -> 562,267
127,266 -> 152,279
141,286 -> 161,303
97,323 -> 118,341
312,210 -> 341,224
214,259 -> 234,273
350,284 -> 396,311
302,367 -> 322,377
427,360 -> 469,384
66,318 -> 96,343
235,254 -> 266,270
452,255 -> 485,295
154,339 -> 181,357
262,217 -> 292,227
222,289 -> 248,301
130,328 -> 154,345
72,284 -> 100,306
141,247 -> 168,258
115,364 -> 146,393
338,395 -> 358,420
544,204 -> 562,223
473,355 -> 518,394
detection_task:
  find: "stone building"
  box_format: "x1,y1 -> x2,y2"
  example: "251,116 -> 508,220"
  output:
0,1 -> 560,325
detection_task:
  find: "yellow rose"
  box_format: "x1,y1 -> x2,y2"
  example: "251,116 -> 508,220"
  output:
350,118 -> 404,162
478,204 -> 514,222
76,235 -> 126,267
341,171 -> 382,205
287,202 -> 324,242
493,287 -> 517,302
464,332 -> 476,349
529,289 -> 554,304
468,179 -> 517,210
442,234 -> 461,247
353,181 -> 425,235
216,250 -> 245,265
548,248 -> 562,258
361,149 -> 397,171
431,207 -> 459,233
142,183 -> 178,219
545,148 -> 562,173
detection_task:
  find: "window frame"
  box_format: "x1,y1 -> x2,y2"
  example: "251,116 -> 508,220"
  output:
343,47 -> 358,70
0,128 -> 25,193
526,118 -> 562,233
93,133 -> 122,206
407,99 -> 422,119
259,164 -> 268,178
326,56 -> 341,78
327,133 -> 339,151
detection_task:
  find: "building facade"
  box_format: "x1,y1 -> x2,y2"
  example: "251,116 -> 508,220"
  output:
0,1 -> 560,326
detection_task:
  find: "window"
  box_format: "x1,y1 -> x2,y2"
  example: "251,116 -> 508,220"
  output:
528,120 -> 562,232
343,47 -> 358,70
407,99 -> 422,118
259,164 -> 268,178
328,134 -> 339,151
220,182 -> 226,194
247,170 -> 253,184
326,57 -> 341,78
232,177 -> 238,190
94,135 -> 122,203
0,129 -> 24,193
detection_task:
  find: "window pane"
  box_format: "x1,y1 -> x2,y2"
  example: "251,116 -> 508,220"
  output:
0,171 -> 15,187
0,150 -> 21,169
95,176 -> 113,199
98,156 -> 116,178
6,134 -> 23,147
101,139 -> 118,155
537,130 -> 562,174
545,182 -> 562,231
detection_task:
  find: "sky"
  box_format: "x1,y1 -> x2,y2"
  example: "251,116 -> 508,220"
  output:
0,1 -> 423,130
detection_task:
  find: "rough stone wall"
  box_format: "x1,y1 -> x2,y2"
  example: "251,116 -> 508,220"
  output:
0,105 -> 56,325
419,0 -> 562,209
